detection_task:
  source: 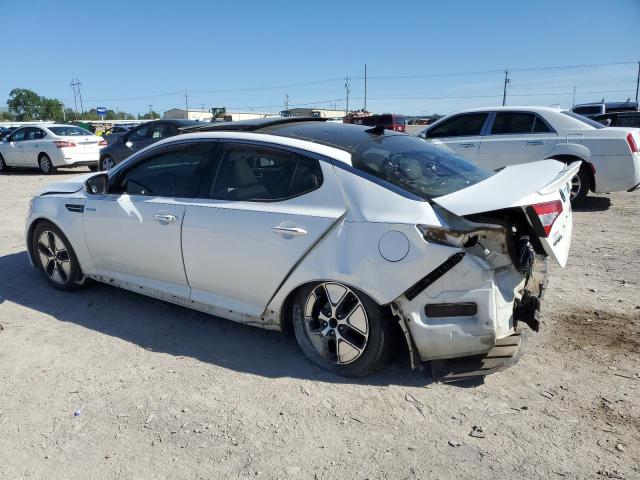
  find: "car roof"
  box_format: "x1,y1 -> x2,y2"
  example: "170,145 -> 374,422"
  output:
180,117 -> 405,152
448,105 -> 565,115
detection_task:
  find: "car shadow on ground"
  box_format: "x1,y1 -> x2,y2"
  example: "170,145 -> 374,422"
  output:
573,195 -> 612,212
0,250 -> 450,388
1,167 -> 92,176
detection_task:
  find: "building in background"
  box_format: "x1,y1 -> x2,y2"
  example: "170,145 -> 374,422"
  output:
281,108 -> 345,120
163,108 -> 213,121
222,111 -> 279,122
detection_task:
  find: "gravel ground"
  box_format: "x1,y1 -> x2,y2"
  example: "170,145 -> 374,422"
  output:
0,168 -> 638,479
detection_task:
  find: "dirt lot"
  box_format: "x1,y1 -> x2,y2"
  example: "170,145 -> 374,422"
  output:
1,169 -> 638,479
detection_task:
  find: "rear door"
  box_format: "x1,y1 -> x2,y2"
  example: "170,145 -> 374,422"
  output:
422,112 -> 490,162
477,112 -> 558,170
181,142 -> 346,316
20,127 -> 47,166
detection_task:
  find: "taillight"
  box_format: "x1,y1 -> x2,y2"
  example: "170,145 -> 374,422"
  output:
626,133 -> 638,153
54,140 -> 76,148
98,139 -> 107,147
531,200 -> 563,237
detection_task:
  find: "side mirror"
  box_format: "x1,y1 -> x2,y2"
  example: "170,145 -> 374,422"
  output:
85,173 -> 109,194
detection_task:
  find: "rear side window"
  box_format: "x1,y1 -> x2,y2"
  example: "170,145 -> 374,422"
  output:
210,144 -> 323,201
573,106 -> 603,116
117,143 -> 211,197
25,128 -> 46,140
617,115 -> 640,127
491,112 -> 535,134
426,113 -> 489,138
48,126 -> 91,136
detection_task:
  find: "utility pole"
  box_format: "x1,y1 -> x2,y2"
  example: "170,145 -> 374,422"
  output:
70,79 -> 79,119
284,94 -> 290,110
502,70 -> 509,106
148,104 -> 153,119
572,86 -> 577,107
345,77 -> 351,114
635,61 -> 640,103
364,64 -> 367,111
184,91 -> 189,119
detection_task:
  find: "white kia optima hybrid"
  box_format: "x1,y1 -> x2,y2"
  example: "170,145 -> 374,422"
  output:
0,124 -> 104,174
25,118 -> 578,378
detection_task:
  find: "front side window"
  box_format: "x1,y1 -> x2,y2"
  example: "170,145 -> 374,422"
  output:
128,125 -> 149,142
353,135 -> 492,199
148,123 -> 169,139
116,143 -> 211,197
9,128 -> 26,142
210,144 -> 323,201
426,113 -> 489,138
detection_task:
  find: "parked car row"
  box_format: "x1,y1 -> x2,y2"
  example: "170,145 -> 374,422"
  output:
26,117 -> 576,377
417,106 -> 640,203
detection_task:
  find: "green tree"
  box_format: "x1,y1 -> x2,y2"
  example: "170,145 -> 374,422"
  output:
40,98 -> 64,122
7,88 -> 42,120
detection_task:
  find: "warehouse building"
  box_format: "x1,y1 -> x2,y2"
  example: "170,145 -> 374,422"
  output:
163,108 -> 213,121
280,108 -> 345,119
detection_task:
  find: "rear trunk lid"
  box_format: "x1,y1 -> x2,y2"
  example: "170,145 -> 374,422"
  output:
432,159 -> 579,267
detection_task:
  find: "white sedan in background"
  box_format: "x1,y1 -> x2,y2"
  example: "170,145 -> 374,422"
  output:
417,106 -> 640,202
0,124 -> 105,174
25,118 -> 577,379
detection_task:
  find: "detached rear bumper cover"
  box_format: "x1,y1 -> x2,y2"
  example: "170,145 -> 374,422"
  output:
396,252 -> 546,362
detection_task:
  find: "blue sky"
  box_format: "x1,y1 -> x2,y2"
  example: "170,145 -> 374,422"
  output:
1,0 -> 639,116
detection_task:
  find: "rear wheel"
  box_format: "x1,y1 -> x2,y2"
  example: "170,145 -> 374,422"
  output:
31,221 -> 85,291
569,167 -> 590,204
292,282 -> 395,377
100,155 -> 115,171
38,153 -> 56,175
88,165 -> 98,172
0,154 -> 7,172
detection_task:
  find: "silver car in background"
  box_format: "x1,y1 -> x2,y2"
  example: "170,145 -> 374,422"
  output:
25,118 -> 577,378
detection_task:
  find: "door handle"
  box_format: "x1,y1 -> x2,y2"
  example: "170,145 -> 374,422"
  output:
459,143 -> 475,148
272,226 -> 307,237
526,140 -> 545,145
154,213 -> 178,223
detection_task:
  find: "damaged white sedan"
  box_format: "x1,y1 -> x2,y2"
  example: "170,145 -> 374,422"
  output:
25,118 -> 577,378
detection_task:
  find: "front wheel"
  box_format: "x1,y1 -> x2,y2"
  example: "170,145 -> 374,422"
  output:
31,221 -> 85,291
292,282 -> 395,377
0,153 -> 7,172
38,154 -> 56,174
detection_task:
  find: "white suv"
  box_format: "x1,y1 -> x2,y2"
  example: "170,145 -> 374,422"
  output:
418,106 -> 640,202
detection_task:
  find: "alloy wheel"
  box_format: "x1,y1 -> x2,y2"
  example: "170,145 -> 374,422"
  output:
302,282 -> 369,365
569,174 -> 581,201
37,230 -> 71,284
39,155 -> 52,174
102,157 -> 115,170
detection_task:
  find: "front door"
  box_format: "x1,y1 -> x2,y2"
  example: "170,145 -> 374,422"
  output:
423,112 -> 490,163
21,127 -> 47,167
3,127 -> 27,165
84,143 -> 213,298
181,142 -> 346,316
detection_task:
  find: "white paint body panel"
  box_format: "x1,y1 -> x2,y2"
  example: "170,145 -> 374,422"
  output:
26,129 -> 574,363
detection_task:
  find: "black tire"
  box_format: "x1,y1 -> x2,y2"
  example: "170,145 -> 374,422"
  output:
292,282 -> 395,377
100,155 -> 115,171
88,165 -> 98,172
38,153 -> 56,175
31,221 -> 85,291
0,153 -> 7,172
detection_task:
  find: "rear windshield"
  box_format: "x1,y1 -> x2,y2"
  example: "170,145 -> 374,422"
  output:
49,126 -> 93,136
352,135 -> 492,200
561,111 -> 606,129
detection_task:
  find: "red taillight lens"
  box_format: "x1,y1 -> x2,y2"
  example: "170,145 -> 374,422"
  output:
98,139 -> 107,147
531,200 -> 563,237
626,133 -> 638,153
54,140 -> 76,148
